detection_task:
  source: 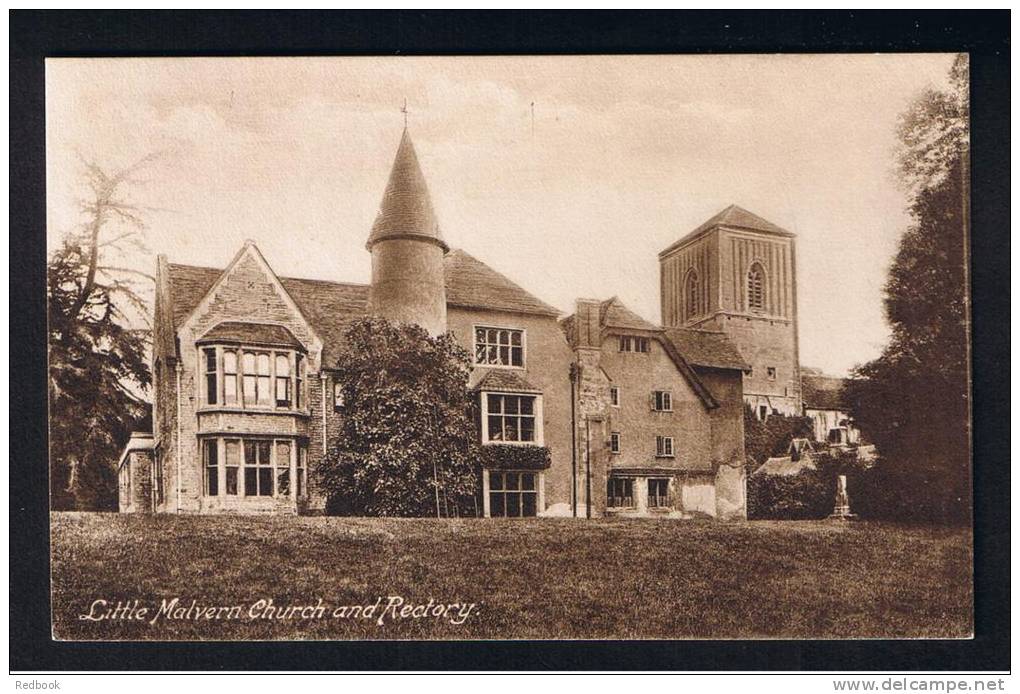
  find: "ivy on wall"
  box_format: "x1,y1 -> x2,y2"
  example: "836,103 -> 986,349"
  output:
480,444 -> 552,471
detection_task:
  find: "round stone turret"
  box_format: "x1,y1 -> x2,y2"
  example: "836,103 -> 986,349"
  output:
366,129 -> 448,336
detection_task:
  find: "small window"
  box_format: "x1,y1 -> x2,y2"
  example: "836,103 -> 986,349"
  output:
297,444 -> 308,497
758,405 -> 768,421
652,390 -> 672,412
766,366 -> 777,381
475,327 -> 524,367
610,387 -> 620,407
203,348 -> 218,405
648,478 -> 669,508
618,335 -> 650,353
607,478 -> 634,508
655,435 -> 675,458
295,354 -> 304,408
610,432 -> 621,454
333,381 -> 344,411
203,439 -> 218,496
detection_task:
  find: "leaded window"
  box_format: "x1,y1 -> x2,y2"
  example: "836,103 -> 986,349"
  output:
488,471 -> 538,517
485,393 -> 537,443
474,327 -> 524,367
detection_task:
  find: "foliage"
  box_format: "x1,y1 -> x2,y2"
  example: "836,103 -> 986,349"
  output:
48,156 -> 157,511
319,317 -> 482,517
479,444 -> 551,471
845,54 -> 971,524
747,449 -> 865,520
743,404 -> 815,473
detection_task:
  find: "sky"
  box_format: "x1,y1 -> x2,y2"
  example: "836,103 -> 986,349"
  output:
46,55 -> 959,376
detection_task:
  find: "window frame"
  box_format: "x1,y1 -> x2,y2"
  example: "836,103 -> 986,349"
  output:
618,335 -> 650,353
202,435 -> 307,500
472,324 -> 526,369
766,366 -> 777,381
487,470 -> 539,518
609,386 -> 620,407
607,477 -> 635,509
333,380 -> 345,412
196,344 -> 306,413
747,262 -> 766,314
648,477 -> 670,508
652,390 -> 673,412
480,391 -> 543,446
655,435 -> 675,458
610,431 -> 621,454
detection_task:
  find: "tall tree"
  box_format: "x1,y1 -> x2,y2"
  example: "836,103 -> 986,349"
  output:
318,317 -> 481,517
845,55 -> 970,523
48,155 -> 157,510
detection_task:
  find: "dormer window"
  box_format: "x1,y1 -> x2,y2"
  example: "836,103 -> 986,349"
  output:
618,335 -> 650,353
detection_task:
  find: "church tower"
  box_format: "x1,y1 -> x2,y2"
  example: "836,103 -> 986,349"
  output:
366,129 -> 449,336
659,205 -> 801,417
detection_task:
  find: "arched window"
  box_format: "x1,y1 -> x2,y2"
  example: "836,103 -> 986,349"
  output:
685,269 -> 701,318
747,263 -> 765,313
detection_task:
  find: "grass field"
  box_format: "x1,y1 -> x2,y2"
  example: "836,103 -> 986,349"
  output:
50,512 -> 972,641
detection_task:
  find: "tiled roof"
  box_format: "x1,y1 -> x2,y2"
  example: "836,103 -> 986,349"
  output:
366,129 -> 447,252
801,374 -> 847,411
166,246 -> 560,362
659,204 -> 795,258
166,263 -> 369,364
472,369 -> 541,394
444,249 -> 561,317
600,297 -> 659,331
663,327 -> 750,372
752,455 -> 817,478
197,321 -> 303,349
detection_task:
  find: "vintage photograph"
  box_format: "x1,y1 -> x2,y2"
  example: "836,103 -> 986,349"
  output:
45,54 -> 972,641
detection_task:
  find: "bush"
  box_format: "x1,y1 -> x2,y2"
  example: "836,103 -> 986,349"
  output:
743,404 -> 815,472
747,449 -> 865,520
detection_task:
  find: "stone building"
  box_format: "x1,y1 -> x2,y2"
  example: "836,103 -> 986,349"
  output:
659,205 -> 802,418
801,372 -> 861,446
129,128 -> 749,518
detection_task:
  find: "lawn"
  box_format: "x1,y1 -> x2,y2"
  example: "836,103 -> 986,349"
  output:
50,512 -> 972,641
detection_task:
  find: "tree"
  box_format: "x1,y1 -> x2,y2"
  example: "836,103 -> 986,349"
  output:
743,404 -> 814,473
319,317 -> 482,517
48,155 -> 157,510
844,55 -> 970,523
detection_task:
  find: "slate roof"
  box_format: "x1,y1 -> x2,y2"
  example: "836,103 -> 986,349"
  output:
801,374 -> 848,411
659,204 -> 795,258
471,369 -> 542,394
366,129 -> 448,252
444,249 -> 561,317
663,327 -> 750,372
197,321 -> 304,349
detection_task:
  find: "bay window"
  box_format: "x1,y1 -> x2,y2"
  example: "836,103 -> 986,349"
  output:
197,345 -> 306,412
483,393 -> 540,444
202,436 -> 308,499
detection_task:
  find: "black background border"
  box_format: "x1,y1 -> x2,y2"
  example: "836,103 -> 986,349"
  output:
10,10 -> 1010,672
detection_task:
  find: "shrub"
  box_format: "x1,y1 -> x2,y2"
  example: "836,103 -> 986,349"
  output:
747,449 -> 865,520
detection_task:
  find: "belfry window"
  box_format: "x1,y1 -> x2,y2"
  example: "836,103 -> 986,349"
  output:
685,269 -> 701,318
747,263 -> 766,313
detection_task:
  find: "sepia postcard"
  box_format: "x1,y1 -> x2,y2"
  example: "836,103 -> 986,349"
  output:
45,53 -> 974,643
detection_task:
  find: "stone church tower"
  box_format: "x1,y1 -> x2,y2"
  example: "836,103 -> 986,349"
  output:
366,129 -> 449,336
659,205 -> 801,416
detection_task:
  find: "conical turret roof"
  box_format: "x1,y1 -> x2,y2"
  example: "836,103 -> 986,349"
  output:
366,129 -> 448,252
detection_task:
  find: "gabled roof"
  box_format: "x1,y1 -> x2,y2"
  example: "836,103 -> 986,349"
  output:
444,249 -> 561,317
659,204 -> 795,258
599,297 -> 660,332
197,322 -> 304,349
366,129 -> 448,252
801,374 -> 848,411
663,327 -> 750,372
165,263 -> 369,364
